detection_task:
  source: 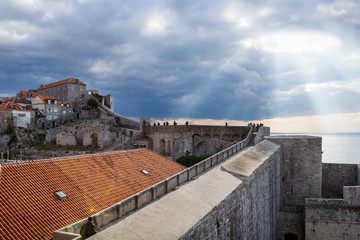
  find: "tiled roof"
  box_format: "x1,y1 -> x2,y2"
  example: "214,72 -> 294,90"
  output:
0,101 -> 23,110
33,93 -> 56,103
57,100 -> 73,108
37,78 -> 86,91
0,149 -> 186,240
0,97 -> 15,103
19,90 -> 32,98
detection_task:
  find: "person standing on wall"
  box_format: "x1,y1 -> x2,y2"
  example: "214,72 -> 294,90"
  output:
80,217 -> 97,239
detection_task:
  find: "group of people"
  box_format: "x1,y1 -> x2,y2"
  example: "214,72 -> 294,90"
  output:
248,122 -> 264,132
153,121 -> 189,126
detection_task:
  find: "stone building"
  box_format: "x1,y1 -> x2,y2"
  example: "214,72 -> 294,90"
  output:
0,102 -> 34,133
31,93 -> 73,126
36,78 -> 87,102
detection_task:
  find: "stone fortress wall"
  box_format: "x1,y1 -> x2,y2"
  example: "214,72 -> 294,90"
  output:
144,124 -> 250,160
53,131 -> 360,240
322,163 -> 359,198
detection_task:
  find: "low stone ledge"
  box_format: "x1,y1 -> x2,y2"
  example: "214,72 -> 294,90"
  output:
211,155 -> 218,166
197,161 -> 205,174
204,158 -> 212,170
178,170 -> 189,185
188,165 -> 197,179
120,196 -> 137,217
53,230 -> 80,240
167,175 -> 179,192
217,152 -> 225,162
153,181 -> 167,199
137,188 -> 153,208
94,205 -> 118,228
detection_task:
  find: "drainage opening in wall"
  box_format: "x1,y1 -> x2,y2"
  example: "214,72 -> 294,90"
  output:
284,233 -> 298,240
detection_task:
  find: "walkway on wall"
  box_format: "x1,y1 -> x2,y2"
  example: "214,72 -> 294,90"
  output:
53,126 -> 261,239
98,103 -> 140,130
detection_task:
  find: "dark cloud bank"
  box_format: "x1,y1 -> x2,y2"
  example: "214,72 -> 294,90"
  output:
1,0 -> 360,121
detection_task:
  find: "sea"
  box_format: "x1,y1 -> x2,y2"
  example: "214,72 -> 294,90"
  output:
271,132 -> 360,164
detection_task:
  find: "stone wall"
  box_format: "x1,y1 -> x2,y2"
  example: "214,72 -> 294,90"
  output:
144,125 -> 250,160
305,186 -> 360,239
0,134 -> 10,149
322,163 -> 359,198
265,135 -> 322,240
193,135 -> 233,157
179,140 -> 282,240
46,120 -> 141,150
56,132 -> 77,146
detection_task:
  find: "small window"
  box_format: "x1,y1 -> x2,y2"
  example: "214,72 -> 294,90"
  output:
141,170 -> 149,176
72,86 -> 74,91
54,191 -> 68,200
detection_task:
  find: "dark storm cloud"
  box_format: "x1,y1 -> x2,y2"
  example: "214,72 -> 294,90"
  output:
1,0 -> 360,120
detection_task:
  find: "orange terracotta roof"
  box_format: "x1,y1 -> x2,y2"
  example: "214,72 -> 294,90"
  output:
19,90 -> 32,98
57,101 -> 73,107
0,101 -> 23,110
37,78 -> 86,91
0,149 -> 186,240
0,97 -> 15,103
33,93 -> 56,103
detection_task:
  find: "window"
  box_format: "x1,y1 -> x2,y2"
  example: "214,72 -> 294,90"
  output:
48,108 -> 51,112
18,114 -> 26,117
54,191 -> 68,200
72,85 -> 74,91
80,86 -> 83,91
54,108 -> 58,113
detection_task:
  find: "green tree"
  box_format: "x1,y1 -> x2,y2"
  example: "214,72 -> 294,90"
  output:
176,155 -> 211,167
87,98 -> 98,108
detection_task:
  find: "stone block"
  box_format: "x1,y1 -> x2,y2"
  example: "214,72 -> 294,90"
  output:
153,181 -> 166,199
137,188 -> 153,208
188,165 -> 197,179
197,161 -> 205,174
211,155 -> 217,166
204,158 -> 212,170
167,175 -> 178,192
178,170 -> 189,185
56,132 -> 77,146
119,196 -> 137,217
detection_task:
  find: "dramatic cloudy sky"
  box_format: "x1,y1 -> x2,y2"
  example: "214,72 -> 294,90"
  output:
1,0 -> 359,131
